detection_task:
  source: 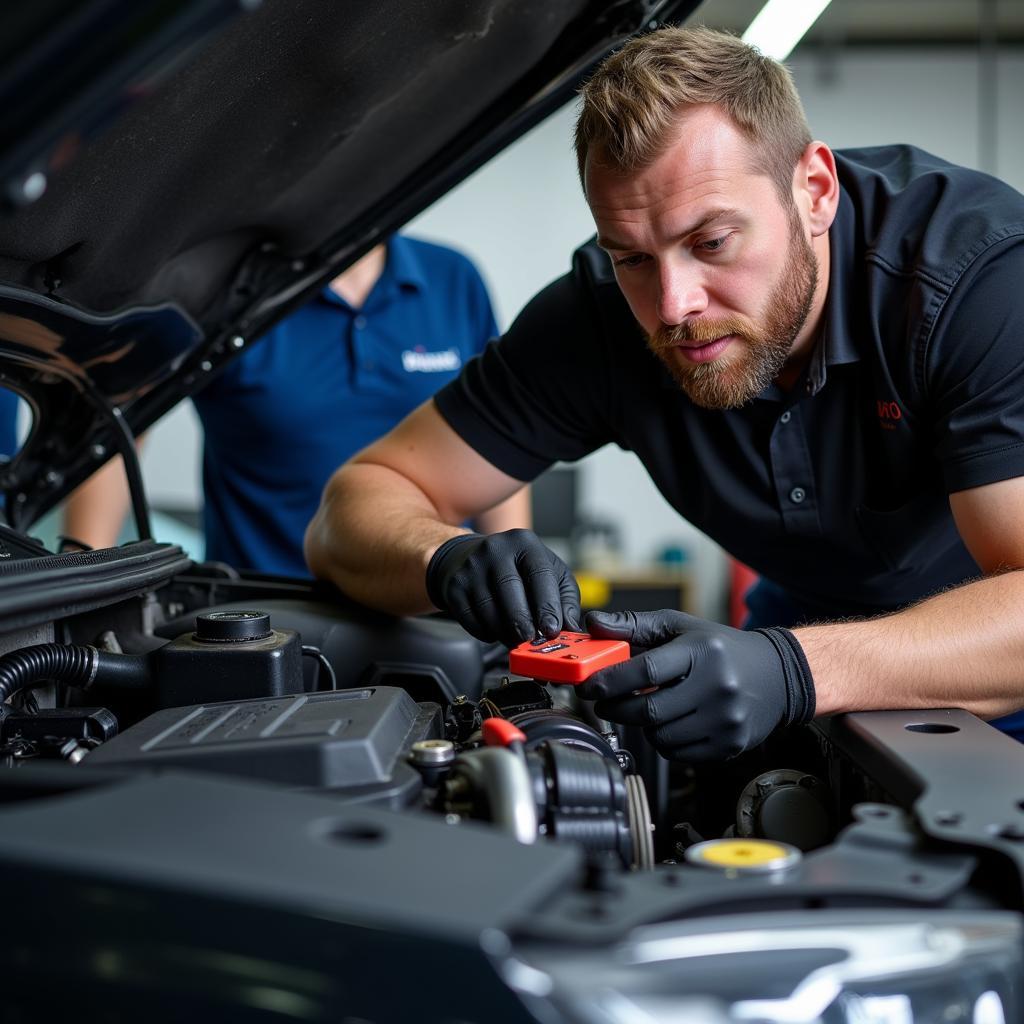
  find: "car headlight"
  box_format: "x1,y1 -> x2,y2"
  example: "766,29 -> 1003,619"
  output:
504,910 -> 1021,1023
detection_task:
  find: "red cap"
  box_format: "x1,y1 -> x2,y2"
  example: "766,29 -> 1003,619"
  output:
482,717 -> 527,748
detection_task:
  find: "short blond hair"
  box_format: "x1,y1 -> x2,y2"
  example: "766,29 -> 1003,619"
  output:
574,26 -> 812,200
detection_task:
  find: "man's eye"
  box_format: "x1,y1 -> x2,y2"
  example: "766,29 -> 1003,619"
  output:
613,254 -> 649,268
697,235 -> 729,253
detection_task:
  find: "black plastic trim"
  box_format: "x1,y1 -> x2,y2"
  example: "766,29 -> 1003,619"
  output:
0,540 -> 191,630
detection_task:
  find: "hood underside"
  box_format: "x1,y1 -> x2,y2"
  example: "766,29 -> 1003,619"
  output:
0,0 -> 698,529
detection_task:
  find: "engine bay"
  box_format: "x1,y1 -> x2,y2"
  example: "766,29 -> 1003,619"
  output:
1,532 -> 1023,1020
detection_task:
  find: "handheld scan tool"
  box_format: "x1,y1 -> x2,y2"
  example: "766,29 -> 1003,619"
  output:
509,631 -> 630,685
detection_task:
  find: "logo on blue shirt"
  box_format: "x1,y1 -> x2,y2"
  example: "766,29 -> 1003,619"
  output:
401,347 -> 462,373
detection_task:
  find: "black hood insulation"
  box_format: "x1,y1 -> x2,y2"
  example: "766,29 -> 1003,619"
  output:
0,0 -> 697,526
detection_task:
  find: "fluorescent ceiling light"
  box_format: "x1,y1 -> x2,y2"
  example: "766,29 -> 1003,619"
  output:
741,0 -> 833,60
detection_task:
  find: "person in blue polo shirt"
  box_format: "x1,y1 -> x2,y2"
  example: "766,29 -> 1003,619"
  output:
60,235 -> 528,571
191,234 -> 528,575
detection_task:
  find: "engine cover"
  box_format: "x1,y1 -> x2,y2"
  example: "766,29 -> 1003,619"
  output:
85,687 -> 442,807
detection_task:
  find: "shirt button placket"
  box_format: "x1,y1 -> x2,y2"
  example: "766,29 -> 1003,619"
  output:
352,314 -> 375,374
769,404 -> 820,536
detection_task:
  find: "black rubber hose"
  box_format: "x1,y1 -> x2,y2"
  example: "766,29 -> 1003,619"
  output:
0,644 -> 153,710
0,645 -> 97,706
301,645 -> 337,691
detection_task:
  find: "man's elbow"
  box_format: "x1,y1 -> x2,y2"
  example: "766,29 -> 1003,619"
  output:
303,469 -> 346,582
303,510 -> 328,582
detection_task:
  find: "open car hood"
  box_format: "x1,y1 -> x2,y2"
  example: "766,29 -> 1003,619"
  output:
0,0 -> 697,529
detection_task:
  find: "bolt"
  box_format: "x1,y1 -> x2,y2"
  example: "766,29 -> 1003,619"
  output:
65,744 -> 90,765
409,739 -> 455,767
230,335 -> 245,350
200,360 -> 213,373
90,443 -> 106,459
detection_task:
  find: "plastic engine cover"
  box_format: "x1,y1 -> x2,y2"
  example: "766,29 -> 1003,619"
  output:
85,687 -> 442,807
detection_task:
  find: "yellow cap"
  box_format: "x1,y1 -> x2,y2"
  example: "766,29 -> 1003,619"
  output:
684,838 -> 800,872
576,572 -> 611,609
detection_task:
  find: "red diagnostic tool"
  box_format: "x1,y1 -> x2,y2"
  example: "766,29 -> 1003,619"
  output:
509,631 -> 630,685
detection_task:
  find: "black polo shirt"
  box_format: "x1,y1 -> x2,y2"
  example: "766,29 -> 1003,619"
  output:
434,146 -> 1024,617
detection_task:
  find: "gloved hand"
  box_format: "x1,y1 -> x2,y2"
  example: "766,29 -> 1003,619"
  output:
425,529 -> 582,647
576,609 -> 815,762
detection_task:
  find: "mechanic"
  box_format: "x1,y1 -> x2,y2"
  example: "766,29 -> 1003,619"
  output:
62,235 -> 531,571
304,26 -> 1024,762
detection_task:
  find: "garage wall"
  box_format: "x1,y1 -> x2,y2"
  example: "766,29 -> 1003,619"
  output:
139,46 -> 1024,616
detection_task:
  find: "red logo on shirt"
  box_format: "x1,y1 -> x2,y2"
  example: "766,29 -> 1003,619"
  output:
877,399 -> 902,431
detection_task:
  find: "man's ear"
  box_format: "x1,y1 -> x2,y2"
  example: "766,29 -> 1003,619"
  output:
794,141 -> 839,237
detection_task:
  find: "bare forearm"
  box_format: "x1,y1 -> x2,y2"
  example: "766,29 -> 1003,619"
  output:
796,569 -> 1024,719
475,486 -> 531,534
304,462 -> 468,615
62,457 -> 132,549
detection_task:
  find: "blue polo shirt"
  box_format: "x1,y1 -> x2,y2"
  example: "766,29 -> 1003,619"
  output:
0,388 -> 18,460
193,235 -> 498,575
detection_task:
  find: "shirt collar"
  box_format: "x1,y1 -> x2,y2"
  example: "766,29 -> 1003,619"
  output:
806,185 -> 861,395
318,234 -> 426,310
382,234 -> 428,292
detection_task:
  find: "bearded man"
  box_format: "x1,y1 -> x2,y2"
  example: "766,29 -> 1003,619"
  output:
304,26 -> 1024,761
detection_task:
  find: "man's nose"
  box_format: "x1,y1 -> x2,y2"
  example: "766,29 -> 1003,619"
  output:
657,264 -> 708,325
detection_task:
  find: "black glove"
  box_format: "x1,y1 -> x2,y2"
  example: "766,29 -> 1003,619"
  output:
425,529 -> 582,647
576,609 -> 815,762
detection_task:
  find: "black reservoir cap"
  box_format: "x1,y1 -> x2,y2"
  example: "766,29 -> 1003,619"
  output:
194,610 -> 272,643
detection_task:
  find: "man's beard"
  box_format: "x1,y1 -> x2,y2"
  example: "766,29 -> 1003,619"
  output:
646,211 -> 818,409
